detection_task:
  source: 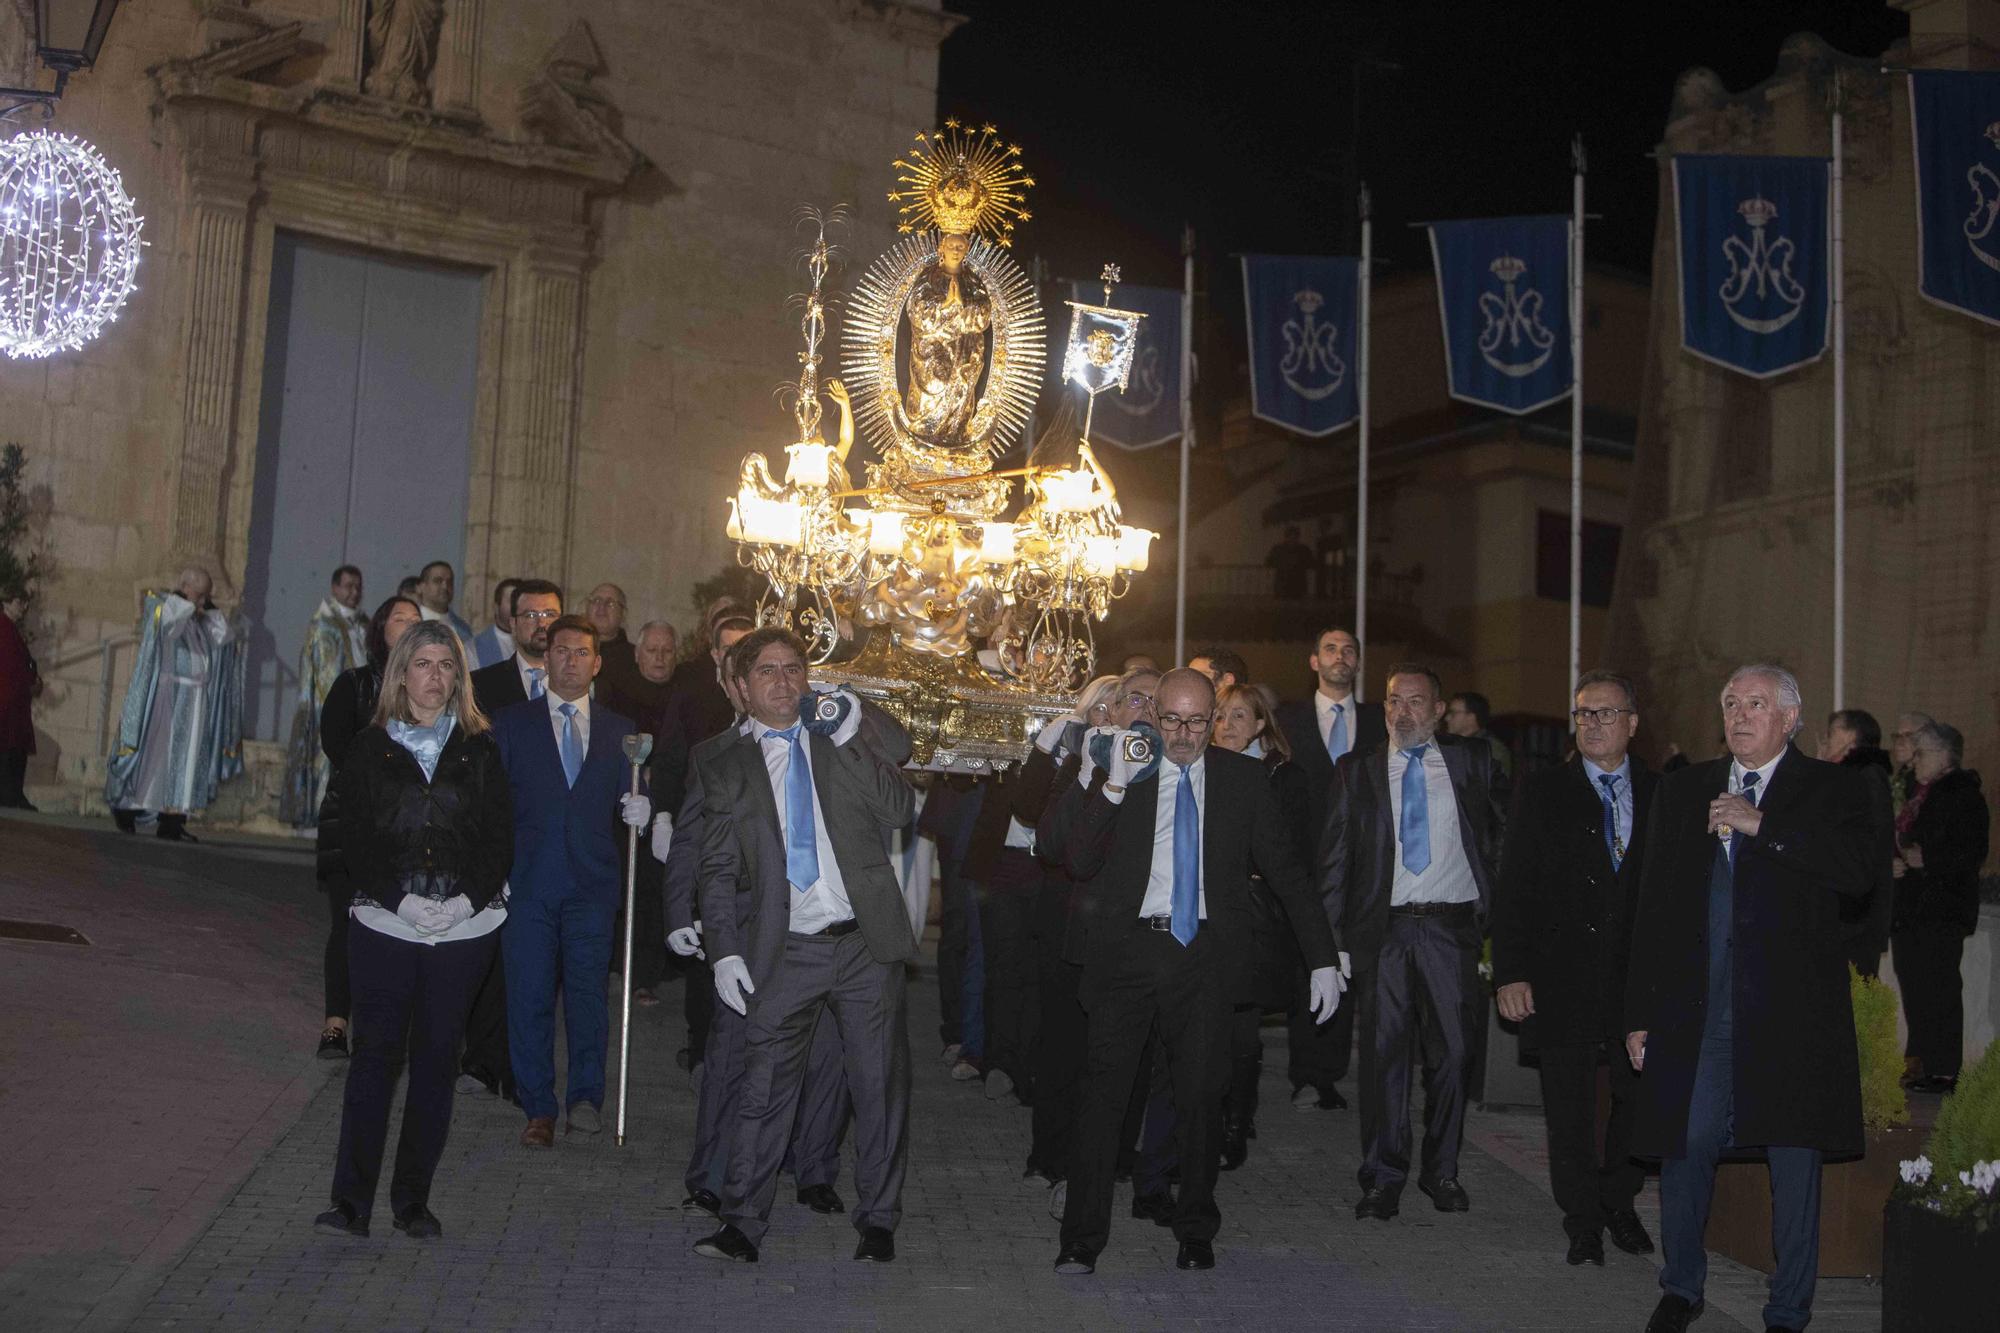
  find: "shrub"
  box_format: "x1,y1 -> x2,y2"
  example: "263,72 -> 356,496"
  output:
1928,1040 -> 2000,1189
1853,966 -> 1909,1132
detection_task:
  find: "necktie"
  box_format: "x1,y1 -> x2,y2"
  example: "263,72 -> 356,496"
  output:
558,702 -> 583,787
776,726 -> 821,893
1399,746 -> 1431,875
527,667 -> 546,700
1171,763 -> 1199,946
1731,770 -> 1760,862
1326,702 -> 1348,764
1598,773 -> 1623,870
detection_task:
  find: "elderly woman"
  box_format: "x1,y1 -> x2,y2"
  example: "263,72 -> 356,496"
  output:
1891,721 -> 1991,1094
314,620 -> 512,1241
313,595 -> 424,1059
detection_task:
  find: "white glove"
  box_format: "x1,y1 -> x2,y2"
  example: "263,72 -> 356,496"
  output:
829,686 -> 863,747
396,895 -> 450,935
1076,725 -> 1115,789
1035,716 -> 1080,756
1308,964 -> 1347,1024
668,923 -> 703,959
650,810 -> 674,861
439,894 -> 474,930
1106,729 -> 1154,789
1338,950 -> 1352,979
620,792 -> 652,828
713,955 -> 755,1016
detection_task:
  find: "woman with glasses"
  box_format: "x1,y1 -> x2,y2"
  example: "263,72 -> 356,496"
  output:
1208,682 -> 1312,1169
313,594 -> 424,1060
315,621 -> 512,1241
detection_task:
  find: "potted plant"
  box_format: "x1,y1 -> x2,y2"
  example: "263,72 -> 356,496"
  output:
1706,967 -> 1916,1274
1883,1039 -> 2000,1330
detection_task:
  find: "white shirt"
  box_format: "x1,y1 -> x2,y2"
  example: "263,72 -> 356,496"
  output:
1139,756 -> 1208,920
515,653 -> 548,702
1316,689 -> 1357,761
757,723 -> 854,934
547,689 -> 590,759
1004,816 -> 1036,852
1582,755 -> 1635,859
1387,740 -> 1479,906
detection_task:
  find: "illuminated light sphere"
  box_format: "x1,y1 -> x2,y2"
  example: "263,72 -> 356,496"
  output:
0,130 -> 144,360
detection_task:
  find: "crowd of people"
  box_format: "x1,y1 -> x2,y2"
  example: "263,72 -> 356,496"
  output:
15,559 -> 1987,1329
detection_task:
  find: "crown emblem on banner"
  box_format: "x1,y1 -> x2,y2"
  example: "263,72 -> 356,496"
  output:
1489,254 -> 1527,284
1737,196 -> 1779,228
1983,121 -> 2000,147
1293,288 -> 1324,314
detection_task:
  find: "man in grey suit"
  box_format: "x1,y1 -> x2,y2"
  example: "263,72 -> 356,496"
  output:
691,626 -> 917,1264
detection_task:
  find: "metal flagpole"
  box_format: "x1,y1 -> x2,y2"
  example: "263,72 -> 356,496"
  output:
1831,89 -> 1847,709
1355,185 -> 1372,702
1174,224 -> 1194,664
1569,137 -> 1586,690
614,731 -> 654,1146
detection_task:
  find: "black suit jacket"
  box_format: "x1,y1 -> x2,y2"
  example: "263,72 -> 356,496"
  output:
470,655 -> 530,719
1490,756 -> 1658,1048
1316,732 -> 1508,961
1277,695 -> 1387,855
1044,746 -> 1339,1004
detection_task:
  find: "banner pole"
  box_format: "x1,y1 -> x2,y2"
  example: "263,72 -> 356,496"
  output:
1356,186 -> 1372,701
1831,94 -> 1847,710
1569,137 -> 1586,693
1174,223 -> 1193,665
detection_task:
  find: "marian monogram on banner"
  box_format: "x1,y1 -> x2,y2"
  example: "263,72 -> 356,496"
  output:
1963,122 -> 2000,274
1425,216 -> 1571,414
1241,256 -> 1360,437
1476,255 -> 1556,379
1910,71 -> 2000,327
1720,196 -> 1806,333
1280,289 -> 1346,400
1672,154 -> 1827,378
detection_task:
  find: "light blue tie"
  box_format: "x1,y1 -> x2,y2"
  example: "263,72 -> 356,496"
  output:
1171,763 -> 1199,946
558,702 -> 583,787
1598,772 -> 1622,870
1399,746 -> 1431,875
775,726 -> 821,893
527,667 -> 545,700
1326,702 -> 1348,764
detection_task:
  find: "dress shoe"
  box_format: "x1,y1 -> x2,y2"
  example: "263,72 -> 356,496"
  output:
1053,1243 -> 1097,1275
455,1070 -> 496,1097
112,808 -> 138,833
940,1042 -> 963,1066
566,1102 -> 602,1135
1022,1162 -> 1057,1186
392,1205 -> 441,1240
852,1226 -> 895,1262
1565,1230 -> 1605,1266
520,1116 -> 555,1148
156,813 -> 198,842
1131,1191 -> 1176,1227
1175,1239 -> 1215,1270
316,1027 -> 349,1060
1219,1118 -> 1251,1171
1354,1186 -> 1401,1220
950,1057 -> 981,1081
1048,1180 -> 1067,1222
1607,1208 -> 1655,1255
1418,1176 -> 1470,1212
1913,1074 -> 1959,1094
693,1225 -> 758,1263
984,1068 -> 1016,1101
312,1200 -> 368,1238
797,1183 -> 846,1214
1643,1294 -> 1703,1332
681,1189 -> 721,1217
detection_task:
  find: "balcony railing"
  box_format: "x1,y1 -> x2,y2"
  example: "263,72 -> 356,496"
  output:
1179,562 -> 1420,607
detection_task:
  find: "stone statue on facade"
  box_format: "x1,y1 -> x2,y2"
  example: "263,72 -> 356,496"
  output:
364,0 -> 444,105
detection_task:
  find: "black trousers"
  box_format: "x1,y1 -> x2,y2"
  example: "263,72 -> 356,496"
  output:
1895,924 -> 1968,1078
936,856 -> 969,1049
1355,905 -> 1480,1192
331,925 -> 498,1219
1287,956 -> 1353,1092
1537,1038 -> 1644,1238
0,748 -> 27,807
680,953 -> 716,1066
323,879 -> 353,1020
978,849 -> 1041,1089
461,930 -> 512,1094
1063,924 -> 1229,1254
614,856 -> 667,993
1028,880 -> 1085,1178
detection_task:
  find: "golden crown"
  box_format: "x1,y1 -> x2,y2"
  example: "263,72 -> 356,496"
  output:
888,118 -> 1035,246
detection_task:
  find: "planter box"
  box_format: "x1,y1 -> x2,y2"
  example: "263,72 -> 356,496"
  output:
1705,1124 -> 1922,1277
1881,1196 -> 2000,1331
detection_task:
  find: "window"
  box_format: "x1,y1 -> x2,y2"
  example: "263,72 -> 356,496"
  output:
1535,510 -> 1620,607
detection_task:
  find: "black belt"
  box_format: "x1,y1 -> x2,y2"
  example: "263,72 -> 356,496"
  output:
789,918 -> 860,940
1389,901 -> 1476,918
1140,914 -> 1200,933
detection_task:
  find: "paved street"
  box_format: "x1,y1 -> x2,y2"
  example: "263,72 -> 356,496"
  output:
1,818 -> 1884,1330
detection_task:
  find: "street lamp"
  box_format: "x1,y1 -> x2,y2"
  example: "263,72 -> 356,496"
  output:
3,1 -> 124,119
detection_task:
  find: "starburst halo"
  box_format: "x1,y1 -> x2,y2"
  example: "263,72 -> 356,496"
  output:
887,117 -> 1035,246
0,130 -> 145,360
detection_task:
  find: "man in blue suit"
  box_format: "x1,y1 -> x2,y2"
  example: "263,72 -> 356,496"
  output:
493,613 -> 652,1147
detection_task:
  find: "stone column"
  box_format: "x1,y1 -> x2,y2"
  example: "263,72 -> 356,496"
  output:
491,243 -> 588,584
433,0 -> 484,116
325,0 -> 366,92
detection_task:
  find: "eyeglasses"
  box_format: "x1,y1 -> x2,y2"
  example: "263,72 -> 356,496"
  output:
586,596 -> 625,610
1124,692 -> 1155,709
516,609 -> 561,622
1157,714 -> 1211,733
1571,707 -> 1635,726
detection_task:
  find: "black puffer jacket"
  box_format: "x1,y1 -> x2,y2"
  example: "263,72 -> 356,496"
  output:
1895,767 -> 1991,936
333,722 -> 514,916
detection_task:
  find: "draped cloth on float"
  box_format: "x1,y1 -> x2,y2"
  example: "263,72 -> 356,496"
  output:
281,597 -> 366,827
104,592 -> 246,814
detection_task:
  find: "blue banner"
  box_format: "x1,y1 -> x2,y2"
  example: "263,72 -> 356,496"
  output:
1425,216 -> 1572,415
1910,71 -> 2000,327
1067,280 -> 1181,449
1672,154 -> 1829,378
1241,255 -> 1360,438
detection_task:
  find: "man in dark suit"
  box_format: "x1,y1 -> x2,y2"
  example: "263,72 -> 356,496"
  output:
690,627 -> 917,1265
1044,668 -> 1343,1274
1492,669 -> 1658,1266
1320,661 -> 1507,1220
1625,665 -> 1882,1333
1276,626 -> 1386,1111
491,614 -> 650,1147
457,577 -> 566,1098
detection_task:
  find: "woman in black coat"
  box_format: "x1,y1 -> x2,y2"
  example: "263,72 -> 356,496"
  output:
312,595 -> 422,1058
1891,721 -> 1991,1092
313,620 -> 512,1242
1210,683 -> 1313,1168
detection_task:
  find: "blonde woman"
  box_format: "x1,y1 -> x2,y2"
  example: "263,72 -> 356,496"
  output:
315,621 -> 512,1241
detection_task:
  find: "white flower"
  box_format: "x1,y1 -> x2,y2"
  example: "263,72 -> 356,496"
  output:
1901,1155 -> 1933,1186
1970,1160 -> 1999,1195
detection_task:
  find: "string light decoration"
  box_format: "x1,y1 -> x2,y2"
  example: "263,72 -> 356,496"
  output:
0,130 -> 144,359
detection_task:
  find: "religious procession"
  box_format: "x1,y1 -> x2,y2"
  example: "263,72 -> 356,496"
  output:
3,4 -> 1998,1331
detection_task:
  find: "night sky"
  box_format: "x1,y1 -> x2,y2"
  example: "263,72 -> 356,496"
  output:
937,1 -> 1910,295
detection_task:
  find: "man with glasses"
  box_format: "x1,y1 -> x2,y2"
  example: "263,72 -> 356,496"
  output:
585,582 -> 643,709
1045,668 -> 1342,1274
1491,670 -> 1658,1266
470,580 -> 563,717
